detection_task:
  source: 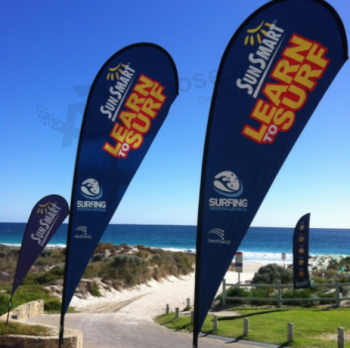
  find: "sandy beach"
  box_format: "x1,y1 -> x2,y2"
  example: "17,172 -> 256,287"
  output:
69,254 -> 344,319
70,261 -> 266,319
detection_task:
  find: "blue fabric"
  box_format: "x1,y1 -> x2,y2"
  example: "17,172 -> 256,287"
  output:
62,44 -> 178,313
12,195 -> 68,295
195,0 -> 347,336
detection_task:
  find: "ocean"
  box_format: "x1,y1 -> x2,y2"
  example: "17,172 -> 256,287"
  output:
1,223 -> 349,264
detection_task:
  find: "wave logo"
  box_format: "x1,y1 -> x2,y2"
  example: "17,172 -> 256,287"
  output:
80,179 -> 103,200
244,21 -> 271,46
207,228 -> 231,245
208,228 -> 225,240
214,171 -> 243,198
74,226 -> 92,239
75,226 -> 87,235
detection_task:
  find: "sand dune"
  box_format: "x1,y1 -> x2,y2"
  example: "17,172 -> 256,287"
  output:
71,262 -> 266,319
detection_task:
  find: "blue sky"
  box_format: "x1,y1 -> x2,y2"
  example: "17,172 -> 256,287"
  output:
1,0 -> 349,228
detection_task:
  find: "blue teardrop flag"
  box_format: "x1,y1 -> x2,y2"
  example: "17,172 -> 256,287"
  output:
7,195 -> 68,323
193,0 -> 347,345
293,213 -> 310,289
59,43 -> 178,345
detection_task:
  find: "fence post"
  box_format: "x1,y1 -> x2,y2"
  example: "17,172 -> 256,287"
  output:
187,298 -> 190,308
222,278 -> 227,306
175,307 -> 179,318
277,280 -> 281,308
191,311 -> 194,324
166,304 -> 169,314
213,315 -> 218,330
338,327 -> 344,348
243,319 -> 249,336
287,322 -> 294,343
336,279 -> 340,308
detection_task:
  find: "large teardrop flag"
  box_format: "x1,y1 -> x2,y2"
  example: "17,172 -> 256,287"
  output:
7,195 -> 68,322
194,0 -> 347,345
59,43 -> 178,344
293,213 -> 310,289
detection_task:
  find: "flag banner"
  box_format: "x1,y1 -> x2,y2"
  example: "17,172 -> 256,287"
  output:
59,43 -> 178,342
293,213 -> 310,289
12,195 -> 69,296
193,0 -> 347,344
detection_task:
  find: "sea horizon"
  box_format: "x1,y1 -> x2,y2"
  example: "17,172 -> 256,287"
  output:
1,222 -> 349,264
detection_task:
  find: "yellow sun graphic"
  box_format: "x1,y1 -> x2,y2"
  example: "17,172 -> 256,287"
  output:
245,21 -> 271,46
106,63 -> 128,80
37,201 -> 54,215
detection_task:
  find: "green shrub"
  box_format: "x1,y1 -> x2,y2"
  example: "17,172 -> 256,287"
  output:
44,298 -> 62,311
0,292 -> 10,316
22,267 -> 65,285
249,287 -> 273,306
90,282 -> 101,297
100,255 -> 150,287
225,286 -> 250,305
342,285 -> 350,296
307,293 -> 320,306
252,264 -> 293,285
314,277 -> 326,284
317,291 -> 336,304
281,289 -> 312,306
93,243 -> 115,254
136,250 -> 150,259
91,253 -> 104,262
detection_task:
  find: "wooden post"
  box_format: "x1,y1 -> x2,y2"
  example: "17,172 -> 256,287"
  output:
166,304 -> 169,314
222,278 -> 227,306
287,323 -> 294,343
277,280 -> 281,308
213,315 -> 218,330
336,279 -> 340,308
187,298 -> 190,308
338,327 -> 344,348
175,307 -> 179,318
243,319 -> 249,336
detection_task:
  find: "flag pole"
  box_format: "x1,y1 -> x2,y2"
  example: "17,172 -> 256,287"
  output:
5,294 -> 13,325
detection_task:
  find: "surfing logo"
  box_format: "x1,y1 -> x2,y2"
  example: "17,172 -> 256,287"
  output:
81,179 -> 103,200
77,179 -> 106,211
209,171 -> 248,212
214,171 -> 243,197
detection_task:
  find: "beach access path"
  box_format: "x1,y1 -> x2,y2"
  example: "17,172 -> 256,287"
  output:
28,312 -> 267,348
27,262 -> 277,348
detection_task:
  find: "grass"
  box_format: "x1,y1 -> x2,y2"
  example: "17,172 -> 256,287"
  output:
155,307 -> 350,348
0,321 -> 52,336
0,285 -> 75,315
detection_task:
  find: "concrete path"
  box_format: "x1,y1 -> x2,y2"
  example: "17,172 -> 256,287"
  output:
27,313 -> 271,348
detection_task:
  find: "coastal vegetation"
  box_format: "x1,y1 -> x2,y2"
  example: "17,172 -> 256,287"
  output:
156,307 -> 350,348
0,243 -> 195,316
0,321 -> 52,337
217,261 -> 350,307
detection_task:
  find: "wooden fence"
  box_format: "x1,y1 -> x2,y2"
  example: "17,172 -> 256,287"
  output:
222,279 -> 350,307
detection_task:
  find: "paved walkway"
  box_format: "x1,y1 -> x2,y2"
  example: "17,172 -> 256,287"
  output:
27,313 -> 279,348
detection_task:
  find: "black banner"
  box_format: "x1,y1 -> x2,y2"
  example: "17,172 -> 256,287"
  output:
293,213 -> 310,289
